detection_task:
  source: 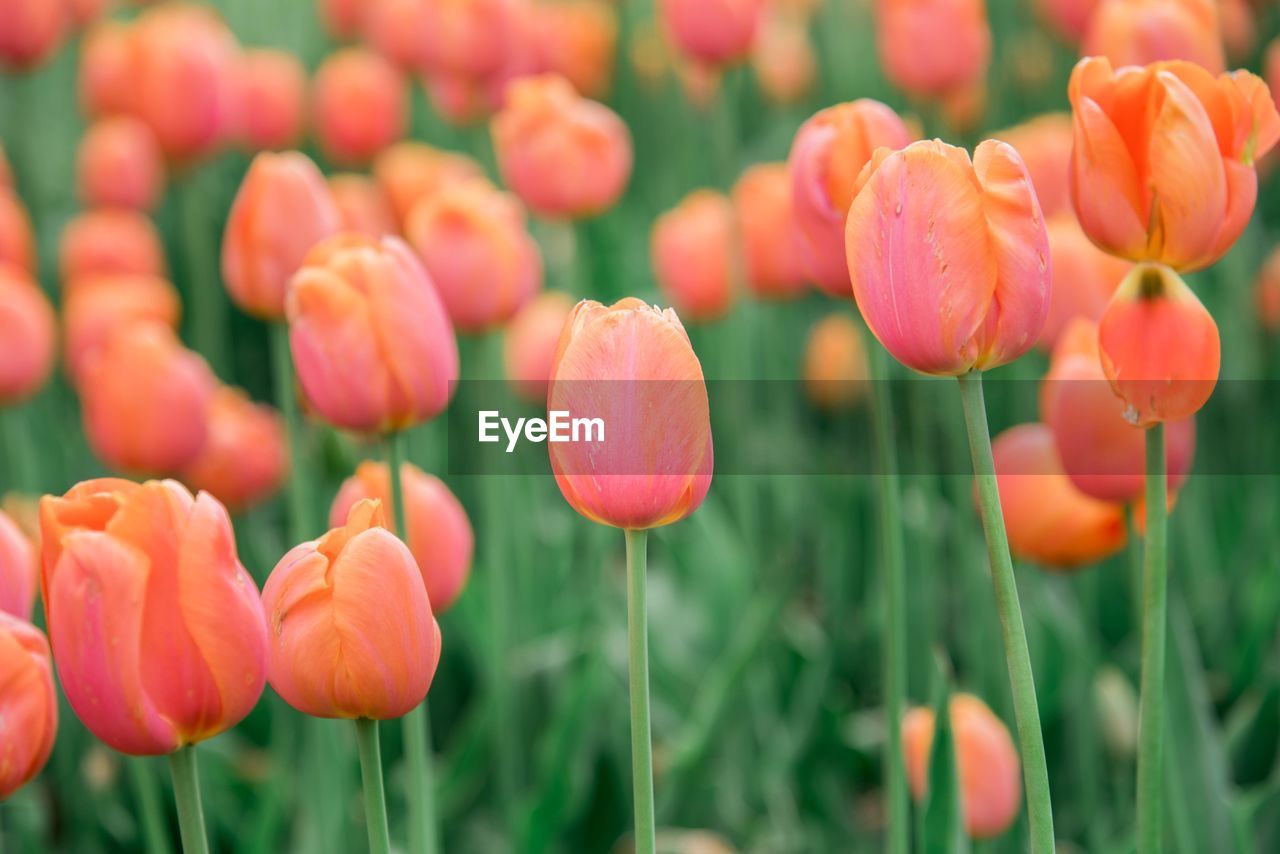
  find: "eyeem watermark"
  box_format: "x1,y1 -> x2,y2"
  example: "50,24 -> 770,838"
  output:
478,410 -> 605,453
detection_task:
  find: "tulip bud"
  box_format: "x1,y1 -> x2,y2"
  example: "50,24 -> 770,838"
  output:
845,139 -> 1051,376
0,267 -> 56,405
492,74 -> 633,219
1256,245 -> 1280,333
329,173 -> 397,238
405,180 -> 543,332
60,209 -> 167,283
0,190 -> 36,275
223,151 -> 342,320
236,49 -> 308,151
262,499 -> 442,719
79,22 -> 133,118
659,0 -> 766,66
788,100 -> 914,297
0,0 -> 68,70
504,291 -> 575,403
903,693 -> 1021,839
534,0 -> 618,99
0,510 -> 37,620
548,298 -> 713,530
731,162 -> 806,299
373,142 -> 487,231
417,0 -> 522,80
0,614 -> 56,798
77,117 -> 166,211
329,462 -> 473,613
751,12 -> 817,106
1083,0 -> 1224,74
312,47 -> 407,166
63,274 -> 181,386
180,387 -> 288,513
286,234 -> 459,432
1097,263 -> 1220,426
995,113 -> 1073,219
803,313 -> 869,411
79,324 -> 216,474
1039,215 -> 1129,348
1037,0 -> 1101,44
651,190 -> 738,323
875,0 -> 991,102
362,0 -> 430,70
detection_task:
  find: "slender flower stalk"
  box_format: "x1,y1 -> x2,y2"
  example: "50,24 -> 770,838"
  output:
624,528 -> 656,854
956,370 -> 1055,853
270,323 -> 311,542
1137,424 -> 1168,852
128,759 -> 174,854
168,746 -> 210,854
355,719 -> 392,854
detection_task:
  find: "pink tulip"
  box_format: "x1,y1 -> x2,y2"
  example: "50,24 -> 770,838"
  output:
1039,215 -> 1129,349
62,274 -> 181,386
503,291 -> 576,403
181,387 -> 288,514
312,48 -> 408,166
77,117 -> 166,211
0,0 -> 68,70
995,113 -> 1073,219
0,266 -> 56,405
875,0 -> 991,102
0,190 -> 36,276
236,49 -> 308,151
0,510 -> 37,620
659,0 -> 766,66
1083,0 -> 1225,75
0,614 -> 56,798
732,162 -> 806,299
60,208 -> 167,283
651,189 -> 738,322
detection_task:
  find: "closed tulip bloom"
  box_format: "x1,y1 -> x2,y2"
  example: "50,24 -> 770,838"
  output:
329,462 -> 473,612
1097,263 -> 1219,426
79,324 -> 216,474
223,152 -> 342,320
904,694 -> 1021,839
751,12 -> 817,106
77,117 -> 166,211
0,0 -> 68,69
651,190 -> 737,322
788,100 -> 914,296
492,74 -> 633,219
875,0 -> 991,101
287,234 -> 459,432
362,0 -> 430,69
1255,245 -> 1280,333
803,313 -> 869,411
1038,0 -> 1102,43
534,0 -> 618,99
60,209 -> 167,282
0,510 -> 37,620
504,290 -> 575,402
548,298 -> 713,530
0,190 -> 36,275
63,274 -> 181,385
731,163 -> 806,299
313,48 -> 407,166
0,614 -> 56,799
1083,0 -> 1224,74
1039,216 -> 1129,348
236,49 -> 308,151
373,142 -> 487,230
181,387 -> 287,513
845,139 -> 1051,375
417,0 -> 521,80
79,22 -> 134,118
40,478 -> 268,755
318,0 -> 363,39
996,113 -> 1073,219
659,0 -> 766,66
0,267 -> 56,405
1069,57 -> 1280,272
330,174 -> 397,237
262,499 -> 442,719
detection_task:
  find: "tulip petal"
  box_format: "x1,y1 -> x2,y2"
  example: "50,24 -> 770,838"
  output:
1069,96 -> 1148,260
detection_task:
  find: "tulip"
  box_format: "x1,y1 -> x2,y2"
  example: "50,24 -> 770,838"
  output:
236,49 -> 308,151
903,694 -> 1022,839
286,234 -> 459,432
491,74 -> 633,219
803,313 -> 869,411
79,21 -> 133,118
751,12 -> 817,106
39,477 -> 269,755
651,190 -> 737,322
1068,57 -> 1280,272
222,151 -> 342,320
362,0 -> 430,69
659,0 -> 766,66
76,117 -> 166,211
0,0 -> 68,69
59,209 -> 167,282
0,614 -> 56,799
1039,215 -> 1129,348
0,266 -> 56,405
0,190 -> 36,275
1037,0 -> 1102,43
329,462 -> 473,613
504,291 -> 576,403
845,139 -> 1051,375
373,142 -> 487,230
731,162 -> 806,299
421,73 -> 493,127
1256,245 -> 1280,333
417,0 -> 522,81
875,0 -> 991,102
181,387 -> 288,513
330,173 -> 397,237
79,324 -> 216,474
0,509 -> 37,619
312,48 -> 407,166
318,0 -> 363,39
405,180 -> 544,332
262,498 -> 441,719
534,0 -> 619,99
1083,0 -> 1224,75
1218,0 -> 1255,63
788,100 -> 914,297
995,113 -> 1073,219
62,274 -> 181,385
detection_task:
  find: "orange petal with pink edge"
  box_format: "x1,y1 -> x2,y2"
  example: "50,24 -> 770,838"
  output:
1069,96 -> 1148,261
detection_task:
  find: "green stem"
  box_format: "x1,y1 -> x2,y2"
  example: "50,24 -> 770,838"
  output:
624,529 -> 656,854
181,174 -> 230,378
1137,424 -> 1168,853
955,371 -> 1055,853
128,758 -> 174,854
271,323 -> 311,543
167,746 -> 210,854
354,719 -> 392,854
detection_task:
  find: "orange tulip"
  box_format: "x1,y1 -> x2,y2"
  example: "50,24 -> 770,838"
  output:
845,139 -> 1051,376
329,462 -> 473,613
40,477 -> 268,755
875,0 -> 991,102
63,274 -> 181,385
373,141 -> 486,230
318,0 -> 363,40
0,614 -> 56,799
0,190 -> 36,275
0,510 -> 37,620
312,48 -> 407,166
0,0 -> 68,69
651,190 -> 738,322
236,49 -> 308,151
330,173 -> 397,237
362,0 -> 430,70
995,113 -> 1073,219
0,267 -> 56,405
1039,215 -> 1130,348
492,74 -> 633,219
262,499 -> 442,719
1068,57 -> 1280,272
1256,245 -> 1280,333
286,234 -> 459,432
59,208 -> 167,282
222,151 -> 342,320
903,694 -> 1021,839
79,324 -> 216,474
77,117 -> 165,211
417,0 -> 522,81
731,163 -> 806,299
803,313 -> 869,411
751,11 -> 817,106
788,100 -> 914,296
504,290 -> 576,403
1083,0 -> 1224,75
659,0 -> 766,66
548,298 -> 713,530
533,0 -> 618,99
180,386 -> 287,513
78,21 -> 133,118
1037,0 -> 1102,43
1097,263 -> 1219,426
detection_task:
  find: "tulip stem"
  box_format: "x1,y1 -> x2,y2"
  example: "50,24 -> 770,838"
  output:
127,758 -> 173,854
271,322 -> 312,543
354,719 -> 392,854
956,371 -> 1055,853
167,746 -> 209,854
624,528 -> 657,854
1137,424 -> 1168,853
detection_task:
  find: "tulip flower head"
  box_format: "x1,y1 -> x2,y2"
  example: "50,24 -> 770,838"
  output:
751,11 -> 817,106
1083,0 -> 1225,74
0,509 -> 37,620
875,0 -> 991,103
77,117 -> 166,211
651,190 -> 738,323
236,49 -> 308,151
845,139 -> 1051,376
731,162 -> 806,299
373,142 -> 487,230
0,614 -> 56,799
62,274 -> 182,385
262,499 -> 442,719
329,173 -> 397,237
803,313 -> 869,411
0,0 -> 68,70
0,190 -> 36,275
1037,0 -> 1102,43
181,387 -> 288,514
533,0 -> 619,99
416,0 -> 523,81
79,21 -> 133,118
504,290 -> 576,403
60,208 -> 167,282
0,266 -> 56,405
1039,215 -> 1130,348
659,0 -> 767,66
39,478 -> 269,755
312,47 -> 408,166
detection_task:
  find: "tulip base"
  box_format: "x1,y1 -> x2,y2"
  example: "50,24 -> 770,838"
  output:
625,528 -> 657,854
355,718 -> 392,854
168,745 -> 209,854
1137,424 -> 1168,853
